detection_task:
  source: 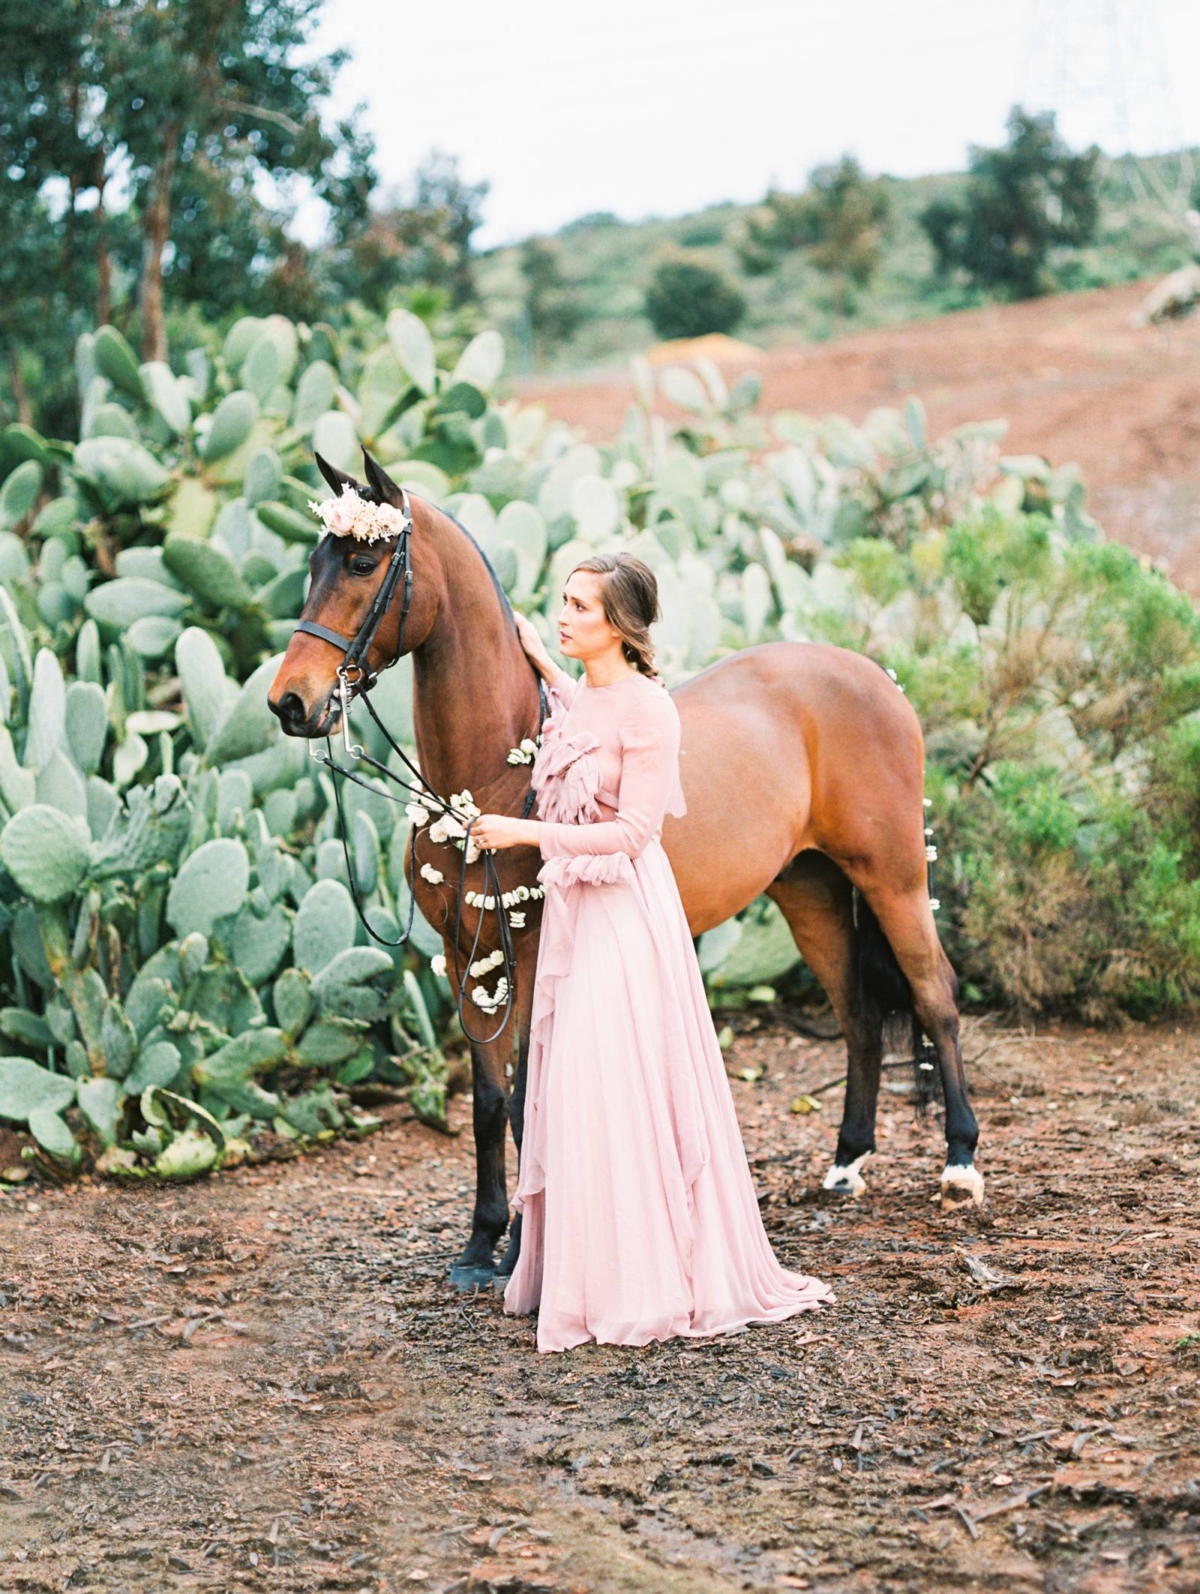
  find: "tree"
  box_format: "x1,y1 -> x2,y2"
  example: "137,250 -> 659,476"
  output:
101,0 -> 377,358
737,155 -> 891,310
336,151 -> 490,313
0,0 -> 377,367
0,2 -> 115,423
519,237 -> 583,360
644,256 -> 746,341
919,106 -> 1100,299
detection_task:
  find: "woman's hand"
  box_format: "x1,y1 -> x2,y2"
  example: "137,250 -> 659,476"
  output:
514,612 -> 550,669
471,814 -> 540,852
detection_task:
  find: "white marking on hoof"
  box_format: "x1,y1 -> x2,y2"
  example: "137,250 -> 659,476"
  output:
823,1153 -> 869,1197
939,1164 -> 985,1209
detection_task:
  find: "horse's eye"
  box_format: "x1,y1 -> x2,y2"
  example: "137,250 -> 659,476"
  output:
350,556 -> 377,577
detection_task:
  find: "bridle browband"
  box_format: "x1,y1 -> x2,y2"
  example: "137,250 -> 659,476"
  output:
298,486 -> 549,1049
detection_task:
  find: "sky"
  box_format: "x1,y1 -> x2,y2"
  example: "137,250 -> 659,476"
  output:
306,0 -> 1200,248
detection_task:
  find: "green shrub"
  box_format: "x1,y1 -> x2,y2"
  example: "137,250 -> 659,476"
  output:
644,255 -> 746,340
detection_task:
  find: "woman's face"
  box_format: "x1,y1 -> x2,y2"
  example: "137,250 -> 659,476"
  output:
557,570 -> 621,665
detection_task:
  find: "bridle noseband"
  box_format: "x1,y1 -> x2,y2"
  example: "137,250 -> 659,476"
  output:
296,487 -> 548,1049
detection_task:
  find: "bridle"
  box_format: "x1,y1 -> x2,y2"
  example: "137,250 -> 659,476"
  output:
295,489 -> 416,697
297,487 -> 548,1046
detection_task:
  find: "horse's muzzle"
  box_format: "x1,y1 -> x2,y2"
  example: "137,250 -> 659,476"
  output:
269,689 -> 337,739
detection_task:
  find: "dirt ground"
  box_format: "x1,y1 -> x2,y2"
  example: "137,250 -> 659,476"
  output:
1,1013 -> 1198,1594
520,281 -> 1200,594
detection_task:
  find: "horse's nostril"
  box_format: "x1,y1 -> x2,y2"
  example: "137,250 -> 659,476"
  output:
274,691 -> 307,725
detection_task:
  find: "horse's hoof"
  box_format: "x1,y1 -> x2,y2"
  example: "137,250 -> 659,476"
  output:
822,1153 -> 868,1197
939,1164 -> 985,1209
449,1263 -> 495,1291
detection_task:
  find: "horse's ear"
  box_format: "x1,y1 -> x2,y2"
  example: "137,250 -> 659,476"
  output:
315,451 -> 361,497
362,448 -> 403,507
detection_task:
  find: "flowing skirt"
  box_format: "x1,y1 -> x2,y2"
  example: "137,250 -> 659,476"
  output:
503,840 -> 833,1353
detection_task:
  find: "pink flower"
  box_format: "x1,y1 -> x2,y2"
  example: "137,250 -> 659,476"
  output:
328,489 -> 362,534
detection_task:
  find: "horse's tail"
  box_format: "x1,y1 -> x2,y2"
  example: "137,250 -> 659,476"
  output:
852,889 -> 940,1111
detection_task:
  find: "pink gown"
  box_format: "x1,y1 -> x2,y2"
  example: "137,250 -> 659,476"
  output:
502,667 -> 832,1352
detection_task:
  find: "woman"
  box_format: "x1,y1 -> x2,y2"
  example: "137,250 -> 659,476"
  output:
471,553 -> 832,1353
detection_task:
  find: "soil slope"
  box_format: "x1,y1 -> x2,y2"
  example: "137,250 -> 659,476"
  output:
520,282 -> 1200,592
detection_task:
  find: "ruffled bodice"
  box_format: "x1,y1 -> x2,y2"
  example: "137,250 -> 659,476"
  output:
529,694 -> 608,826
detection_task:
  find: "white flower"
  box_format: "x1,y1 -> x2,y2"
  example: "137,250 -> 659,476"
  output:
469,949 -> 504,978
430,953 -> 447,978
923,797 -> 932,808
469,974 -> 510,1013
420,863 -> 445,885
929,898 -> 941,912
507,738 -> 538,764
926,845 -> 938,862
406,802 -> 432,826
309,484 -> 411,543
429,814 -> 465,845
508,911 -> 525,928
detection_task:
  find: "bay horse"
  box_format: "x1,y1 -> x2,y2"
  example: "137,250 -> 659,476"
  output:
268,453 -> 981,1289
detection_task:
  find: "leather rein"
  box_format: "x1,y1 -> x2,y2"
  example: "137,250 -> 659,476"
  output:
297,487 -> 547,1046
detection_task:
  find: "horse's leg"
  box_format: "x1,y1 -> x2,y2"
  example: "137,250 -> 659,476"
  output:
767,854 -> 884,1197
495,1027 -> 529,1281
450,1038 -> 512,1290
859,886 -> 981,1208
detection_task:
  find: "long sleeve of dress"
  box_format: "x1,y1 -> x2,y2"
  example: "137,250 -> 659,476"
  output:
543,662 -> 578,707
538,690 -> 681,862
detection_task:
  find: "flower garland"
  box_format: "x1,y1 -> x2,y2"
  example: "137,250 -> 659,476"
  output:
308,484 -> 411,543
410,728 -> 547,1009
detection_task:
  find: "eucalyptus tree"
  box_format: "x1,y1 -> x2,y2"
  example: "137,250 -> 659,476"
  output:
0,0 -> 375,376
99,0 -> 375,359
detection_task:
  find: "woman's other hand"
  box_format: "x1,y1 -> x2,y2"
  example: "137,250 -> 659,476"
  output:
471,814 -> 539,852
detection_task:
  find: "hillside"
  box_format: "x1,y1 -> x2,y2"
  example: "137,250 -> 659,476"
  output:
475,151 -> 1199,376
517,278 -> 1200,592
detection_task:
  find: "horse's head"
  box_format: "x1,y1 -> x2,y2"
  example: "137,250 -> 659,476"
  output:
268,450 -> 434,737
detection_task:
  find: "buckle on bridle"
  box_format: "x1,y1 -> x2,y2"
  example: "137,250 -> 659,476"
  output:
336,666 -> 367,759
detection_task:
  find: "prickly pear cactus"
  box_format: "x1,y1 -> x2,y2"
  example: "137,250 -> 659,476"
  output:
0,593 -> 454,1177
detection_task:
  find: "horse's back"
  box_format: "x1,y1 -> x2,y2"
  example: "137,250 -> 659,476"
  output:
662,642 -> 926,928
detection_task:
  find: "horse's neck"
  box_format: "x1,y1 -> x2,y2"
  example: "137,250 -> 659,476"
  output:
410,525 -> 535,804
